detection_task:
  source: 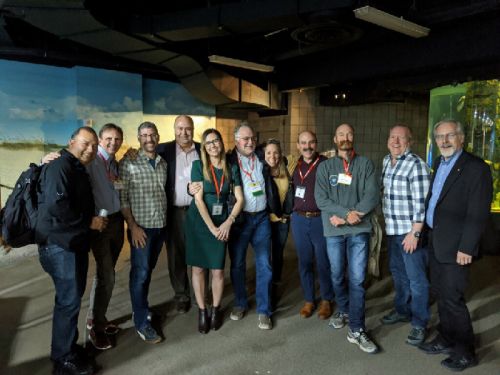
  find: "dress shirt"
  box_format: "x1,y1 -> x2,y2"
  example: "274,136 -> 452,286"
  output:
292,154 -> 325,212
86,145 -> 121,215
381,150 -> 430,235
426,150 -> 463,228
119,149 -> 168,228
174,142 -> 199,207
238,152 -> 267,213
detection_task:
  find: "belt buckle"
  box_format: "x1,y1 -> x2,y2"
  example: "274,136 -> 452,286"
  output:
305,212 -> 312,218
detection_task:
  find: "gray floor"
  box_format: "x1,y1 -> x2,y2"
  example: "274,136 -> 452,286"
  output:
1,240 -> 499,375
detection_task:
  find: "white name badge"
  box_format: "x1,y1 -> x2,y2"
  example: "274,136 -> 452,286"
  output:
113,180 -> 125,190
212,203 -> 223,216
249,182 -> 264,197
295,186 -> 306,198
338,173 -> 352,185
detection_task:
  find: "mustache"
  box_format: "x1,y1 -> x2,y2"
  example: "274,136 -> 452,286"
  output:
302,148 -> 314,153
339,140 -> 353,147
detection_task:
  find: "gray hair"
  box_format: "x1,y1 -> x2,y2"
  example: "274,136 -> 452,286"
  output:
433,119 -> 464,136
137,121 -> 158,135
389,123 -> 413,140
233,120 -> 254,140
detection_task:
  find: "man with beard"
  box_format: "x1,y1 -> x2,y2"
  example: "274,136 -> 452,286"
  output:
120,122 -> 168,343
418,120 -> 492,371
290,131 -> 334,319
315,123 -> 380,354
36,126 -> 107,375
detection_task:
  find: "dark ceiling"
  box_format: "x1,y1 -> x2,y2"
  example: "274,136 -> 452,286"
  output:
0,0 -> 499,110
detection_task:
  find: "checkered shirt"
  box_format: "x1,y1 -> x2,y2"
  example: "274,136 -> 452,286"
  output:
381,150 -> 430,235
119,149 -> 168,229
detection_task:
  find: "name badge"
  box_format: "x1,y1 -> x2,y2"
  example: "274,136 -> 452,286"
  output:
212,203 -> 223,216
249,182 -> 264,197
338,173 -> 352,185
295,185 -> 306,198
113,180 -> 125,190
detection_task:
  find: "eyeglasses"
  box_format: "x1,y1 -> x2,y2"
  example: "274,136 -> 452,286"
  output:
205,138 -> 221,147
237,136 -> 257,143
434,133 -> 457,141
139,133 -> 159,140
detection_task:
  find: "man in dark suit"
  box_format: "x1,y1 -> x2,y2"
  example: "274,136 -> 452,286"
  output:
156,115 -> 201,313
419,120 -> 493,372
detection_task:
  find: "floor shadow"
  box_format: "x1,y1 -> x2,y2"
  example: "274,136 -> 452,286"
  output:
0,297 -> 29,374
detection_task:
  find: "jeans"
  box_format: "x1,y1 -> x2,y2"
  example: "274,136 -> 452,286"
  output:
129,227 -> 166,330
291,213 -> 333,302
387,234 -> 430,328
326,232 -> 369,331
270,220 -> 290,283
229,211 -> 272,316
38,244 -> 88,361
87,213 -> 124,330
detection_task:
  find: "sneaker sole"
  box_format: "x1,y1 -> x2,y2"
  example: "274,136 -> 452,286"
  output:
258,324 -> 272,330
230,313 -> 244,321
329,322 -> 346,329
406,337 -> 425,346
88,335 -> 112,350
347,335 -> 379,354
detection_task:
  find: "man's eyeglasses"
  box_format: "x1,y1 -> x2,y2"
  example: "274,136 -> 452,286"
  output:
205,138 -> 221,147
434,133 -> 457,141
238,136 -> 257,143
139,133 -> 159,140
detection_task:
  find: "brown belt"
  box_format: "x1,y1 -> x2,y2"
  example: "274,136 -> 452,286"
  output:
295,211 -> 321,218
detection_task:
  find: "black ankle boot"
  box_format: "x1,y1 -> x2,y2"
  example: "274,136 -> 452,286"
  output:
211,306 -> 223,331
198,308 -> 210,334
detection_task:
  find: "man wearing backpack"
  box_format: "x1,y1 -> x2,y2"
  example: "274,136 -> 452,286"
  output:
36,126 -> 107,375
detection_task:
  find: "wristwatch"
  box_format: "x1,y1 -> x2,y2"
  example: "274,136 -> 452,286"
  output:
413,231 -> 421,238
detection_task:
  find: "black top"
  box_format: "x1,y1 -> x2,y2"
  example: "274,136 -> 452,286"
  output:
35,149 -> 95,252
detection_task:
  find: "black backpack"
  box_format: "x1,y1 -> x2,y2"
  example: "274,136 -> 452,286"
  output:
0,163 -> 42,248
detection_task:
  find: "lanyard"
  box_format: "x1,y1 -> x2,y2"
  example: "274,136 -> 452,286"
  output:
297,157 -> 320,184
237,154 -> 255,182
210,164 -> 225,201
342,151 -> 356,176
98,151 -> 117,181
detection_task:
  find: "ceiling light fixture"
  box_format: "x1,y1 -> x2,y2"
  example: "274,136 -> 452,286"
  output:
208,55 -> 274,73
353,6 -> 430,38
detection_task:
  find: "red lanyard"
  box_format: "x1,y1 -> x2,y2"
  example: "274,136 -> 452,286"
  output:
237,154 -> 255,182
298,157 -> 320,184
98,151 -> 117,181
342,151 -> 356,176
210,164 -> 225,201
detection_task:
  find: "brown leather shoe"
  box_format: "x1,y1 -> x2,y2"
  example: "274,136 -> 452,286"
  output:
299,302 -> 315,318
317,300 -> 332,320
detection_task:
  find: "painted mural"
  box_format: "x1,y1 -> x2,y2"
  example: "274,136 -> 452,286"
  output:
0,59 -> 215,206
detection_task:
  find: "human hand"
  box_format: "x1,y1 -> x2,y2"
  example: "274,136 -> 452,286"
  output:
456,251 -> 472,266
209,225 -> 221,239
41,151 -> 61,164
217,220 -> 233,241
123,147 -> 139,160
130,223 -> 147,248
188,181 -> 202,196
346,211 -> 363,225
90,216 -> 108,232
402,232 -> 418,253
330,215 -> 346,227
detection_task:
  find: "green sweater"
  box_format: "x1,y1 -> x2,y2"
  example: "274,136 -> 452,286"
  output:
314,155 -> 379,237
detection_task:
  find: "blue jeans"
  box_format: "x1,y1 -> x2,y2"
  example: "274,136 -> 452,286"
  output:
326,233 -> 369,331
129,227 -> 166,330
387,234 -> 430,328
291,213 -> 333,302
38,244 -> 88,361
270,220 -> 290,283
229,211 -> 272,316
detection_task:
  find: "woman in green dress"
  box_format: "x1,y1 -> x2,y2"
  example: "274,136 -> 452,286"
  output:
185,128 -> 244,334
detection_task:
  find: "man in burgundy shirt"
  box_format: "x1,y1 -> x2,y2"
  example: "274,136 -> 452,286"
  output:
289,131 -> 334,319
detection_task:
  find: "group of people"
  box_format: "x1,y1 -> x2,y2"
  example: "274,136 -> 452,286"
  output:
34,116 -> 492,375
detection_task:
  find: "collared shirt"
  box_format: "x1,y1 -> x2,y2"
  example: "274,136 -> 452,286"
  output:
292,154 -> 325,212
426,150 -> 463,228
119,149 -> 168,228
381,150 -> 430,235
238,152 -> 267,212
174,142 -> 199,207
86,145 -> 121,215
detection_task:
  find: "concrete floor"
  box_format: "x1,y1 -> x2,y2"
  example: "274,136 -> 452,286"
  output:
1,240 -> 499,375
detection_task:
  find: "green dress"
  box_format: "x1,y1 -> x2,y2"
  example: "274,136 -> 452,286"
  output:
185,160 -> 241,269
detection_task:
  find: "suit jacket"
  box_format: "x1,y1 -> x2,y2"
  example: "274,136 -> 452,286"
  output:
156,140 -> 201,222
425,150 -> 493,263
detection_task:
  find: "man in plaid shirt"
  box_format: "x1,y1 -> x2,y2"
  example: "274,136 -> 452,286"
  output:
120,121 -> 167,344
380,124 -> 431,346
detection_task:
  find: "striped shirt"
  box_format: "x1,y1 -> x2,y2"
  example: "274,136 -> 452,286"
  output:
119,149 -> 168,228
381,150 -> 430,235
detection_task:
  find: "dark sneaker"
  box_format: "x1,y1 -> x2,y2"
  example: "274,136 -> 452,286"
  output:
406,327 -> 426,346
89,329 -> 112,350
53,353 -> 94,375
418,337 -> 453,355
230,307 -> 246,321
328,312 -> 349,329
347,329 -> 379,354
104,322 -> 120,336
137,324 -> 162,344
176,299 -> 191,314
380,310 -> 411,325
441,355 -> 478,372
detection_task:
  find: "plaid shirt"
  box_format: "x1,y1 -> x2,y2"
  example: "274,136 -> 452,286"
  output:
119,149 -> 168,228
381,150 -> 430,235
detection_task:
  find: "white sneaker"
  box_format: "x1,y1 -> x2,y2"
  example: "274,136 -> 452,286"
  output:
258,314 -> 272,330
347,328 -> 379,354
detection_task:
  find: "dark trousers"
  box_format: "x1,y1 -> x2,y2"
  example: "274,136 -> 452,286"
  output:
430,251 -> 475,358
270,220 -> 290,283
38,244 -> 88,361
88,213 -> 124,330
166,207 -> 190,302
